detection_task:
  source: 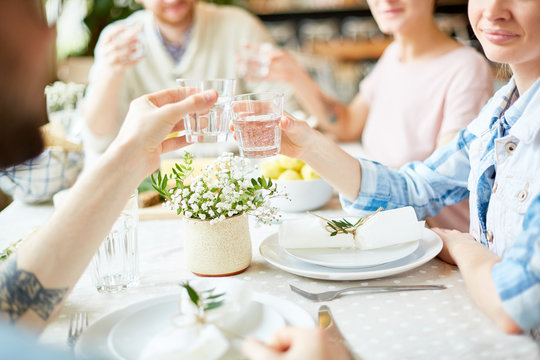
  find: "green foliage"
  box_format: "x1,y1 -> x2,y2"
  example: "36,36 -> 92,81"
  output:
0,239 -> 22,263
180,281 -> 225,313
151,152 -> 279,223
310,207 -> 383,237
83,0 -> 142,56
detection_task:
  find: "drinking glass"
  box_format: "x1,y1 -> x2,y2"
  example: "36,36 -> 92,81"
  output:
116,23 -> 146,62
176,79 -> 236,143
90,191 -> 139,293
237,43 -> 273,79
232,92 -> 284,159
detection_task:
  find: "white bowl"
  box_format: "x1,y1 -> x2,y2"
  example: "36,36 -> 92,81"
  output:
271,178 -> 333,212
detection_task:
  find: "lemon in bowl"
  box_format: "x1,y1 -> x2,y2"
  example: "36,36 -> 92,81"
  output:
260,156 -> 333,212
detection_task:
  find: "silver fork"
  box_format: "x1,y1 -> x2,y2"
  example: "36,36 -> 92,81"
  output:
290,283 -> 446,302
67,311 -> 88,350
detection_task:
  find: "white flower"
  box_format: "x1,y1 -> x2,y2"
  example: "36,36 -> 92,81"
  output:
156,152 -> 278,222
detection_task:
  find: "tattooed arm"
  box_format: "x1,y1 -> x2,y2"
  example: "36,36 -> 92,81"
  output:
0,258 -> 67,326
0,88 -> 218,332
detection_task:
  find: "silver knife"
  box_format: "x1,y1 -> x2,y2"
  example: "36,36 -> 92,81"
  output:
318,305 -> 358,360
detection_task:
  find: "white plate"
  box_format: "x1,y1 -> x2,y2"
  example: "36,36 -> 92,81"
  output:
259,228 -> 442,281
284,240 -> 419,268
75,293 -> 313,360
108,297 -> 285,359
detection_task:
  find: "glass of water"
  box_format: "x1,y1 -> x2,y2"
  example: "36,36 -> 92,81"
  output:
232,92 -> 284,159
90,190 -> 139,293
176,78 -> 236,143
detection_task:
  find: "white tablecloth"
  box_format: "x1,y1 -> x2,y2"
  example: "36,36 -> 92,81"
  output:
1,199 -> 539,360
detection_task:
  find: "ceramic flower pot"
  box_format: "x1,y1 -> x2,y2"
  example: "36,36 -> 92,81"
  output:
183,213 -> 252,276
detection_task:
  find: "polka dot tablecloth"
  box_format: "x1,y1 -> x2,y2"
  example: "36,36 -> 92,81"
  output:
1,201 -> 538,359
41,216 -> 539,360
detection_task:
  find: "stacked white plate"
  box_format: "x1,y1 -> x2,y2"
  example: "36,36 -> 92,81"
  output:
75,293 -> 313,360
259,227 -> 443,281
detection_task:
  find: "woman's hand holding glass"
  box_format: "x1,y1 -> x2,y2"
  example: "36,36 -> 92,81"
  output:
229,112 -> 317,161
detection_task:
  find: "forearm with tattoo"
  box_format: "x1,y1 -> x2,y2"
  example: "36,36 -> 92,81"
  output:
0,257 -> 68,324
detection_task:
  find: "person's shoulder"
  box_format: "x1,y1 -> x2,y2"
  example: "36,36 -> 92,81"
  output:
467,80 -> 514,135
379,41 -> 398,58
439,44 -> 493,82
370,41 -> 398,66
446,45 -> 491,69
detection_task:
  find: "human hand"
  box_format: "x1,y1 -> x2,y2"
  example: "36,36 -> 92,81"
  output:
237,44 -> 302,84
265,48 -> 304,84
98,24 -> 145,71
431,227 -> 476,265
243,327 -> 350,360
279,113 -> 321,159
228,112 -> 318,161
111,87 -> 217,177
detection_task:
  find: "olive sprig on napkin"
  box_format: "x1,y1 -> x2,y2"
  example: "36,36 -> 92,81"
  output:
308,207 -> 383,237
180,281 -> 225,316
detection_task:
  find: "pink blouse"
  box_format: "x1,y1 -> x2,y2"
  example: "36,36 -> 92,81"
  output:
359,43 -> 494,231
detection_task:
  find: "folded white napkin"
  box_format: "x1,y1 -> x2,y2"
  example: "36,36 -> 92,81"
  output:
139,279 -> 253,360
279,207 -> 424,250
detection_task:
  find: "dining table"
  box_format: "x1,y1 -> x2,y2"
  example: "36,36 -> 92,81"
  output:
1,143 -> 539,360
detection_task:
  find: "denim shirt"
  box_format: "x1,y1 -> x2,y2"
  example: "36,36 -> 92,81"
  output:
341,77 -> 540,331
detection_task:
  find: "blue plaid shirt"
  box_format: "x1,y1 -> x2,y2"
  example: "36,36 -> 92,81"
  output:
341,77 -> 540,331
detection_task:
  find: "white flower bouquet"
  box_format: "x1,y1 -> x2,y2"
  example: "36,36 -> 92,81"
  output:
45,81 -> 86,113
152,152 -> 280,224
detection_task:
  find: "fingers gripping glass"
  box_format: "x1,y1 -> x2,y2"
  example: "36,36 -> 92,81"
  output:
176,79 -> 236,143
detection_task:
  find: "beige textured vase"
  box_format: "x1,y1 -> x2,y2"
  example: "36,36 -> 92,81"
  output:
183,213 -> 252,276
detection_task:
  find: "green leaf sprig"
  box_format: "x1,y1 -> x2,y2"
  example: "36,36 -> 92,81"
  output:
308,207 -> 383,237
152,151 -> 193,202
180,281 -> 225,318
0,239 -> 22,263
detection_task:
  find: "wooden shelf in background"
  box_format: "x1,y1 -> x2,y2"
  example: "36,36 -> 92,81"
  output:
311,38 -> 392,61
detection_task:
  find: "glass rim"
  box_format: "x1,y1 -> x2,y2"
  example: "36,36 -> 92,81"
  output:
175,78 -> 236,84
233,92 -> 284,102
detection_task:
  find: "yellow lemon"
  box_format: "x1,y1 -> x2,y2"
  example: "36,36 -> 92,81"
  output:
165,132 -> 180,140
278,155 -> 304,171
278,169 -> 302,181
260,160 -> 284,179
300,164 -> 321,180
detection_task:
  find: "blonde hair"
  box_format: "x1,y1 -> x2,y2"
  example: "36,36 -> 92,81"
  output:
495,63 -> 513,81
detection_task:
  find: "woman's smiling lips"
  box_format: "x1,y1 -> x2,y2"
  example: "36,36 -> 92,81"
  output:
481,28 -> 519,44
380,8 -> 404,18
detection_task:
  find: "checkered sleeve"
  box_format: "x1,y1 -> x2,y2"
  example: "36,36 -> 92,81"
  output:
0,148 -> 83,203
340,128 -> 475,220
491,194 -> 540,331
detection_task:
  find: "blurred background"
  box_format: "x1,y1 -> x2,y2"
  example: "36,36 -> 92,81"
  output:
55,0 -> 471,103
0,0 -> 472,211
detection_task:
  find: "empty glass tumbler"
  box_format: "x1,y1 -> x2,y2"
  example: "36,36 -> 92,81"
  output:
90,191 -> 139,293
176,78 -> 236,143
